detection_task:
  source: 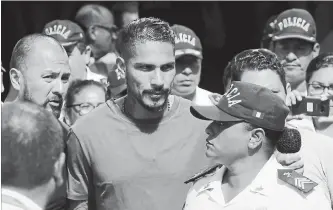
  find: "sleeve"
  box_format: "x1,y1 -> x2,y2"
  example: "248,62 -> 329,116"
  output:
302,130 -> 333,206
316,134 -> 333,206
66,130 -> 92,201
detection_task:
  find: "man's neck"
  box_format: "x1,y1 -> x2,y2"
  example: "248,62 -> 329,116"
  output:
183,89 -> 197,101
172,88 -> 197,102
124,93 -> 172,120
221,155 -> 268,202
4,86 -> 18,102
3,185 -> 50,209
292,80 -> 307,93
91,47 -> 106,61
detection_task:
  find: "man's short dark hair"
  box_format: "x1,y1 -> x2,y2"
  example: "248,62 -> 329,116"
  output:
112,2 -> 139,28
223,49 -> 286,92
117,17 -> 175,59
1,101 -> 64,189
306,52 -> 333,83
65,79 -> 106,108
9,33 -> 63,72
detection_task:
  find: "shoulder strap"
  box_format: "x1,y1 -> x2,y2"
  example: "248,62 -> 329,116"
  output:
184,164 -> 222,184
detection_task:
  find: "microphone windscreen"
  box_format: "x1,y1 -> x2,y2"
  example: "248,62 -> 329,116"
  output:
276,128 -> 302,154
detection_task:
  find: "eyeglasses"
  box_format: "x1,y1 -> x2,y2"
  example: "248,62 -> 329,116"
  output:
67,102 -> 104,115
94,25 -> 118,34
308,83 -> 333,95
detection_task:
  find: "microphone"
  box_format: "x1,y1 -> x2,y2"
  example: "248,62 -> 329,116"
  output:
276,128 -> 318,193
276,128 -> 302,154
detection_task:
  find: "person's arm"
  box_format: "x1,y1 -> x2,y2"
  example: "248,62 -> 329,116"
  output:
66,130 -> 92,210
309,132 -> 333,207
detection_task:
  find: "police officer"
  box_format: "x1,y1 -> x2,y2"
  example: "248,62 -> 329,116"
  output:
183,81 -> 331,210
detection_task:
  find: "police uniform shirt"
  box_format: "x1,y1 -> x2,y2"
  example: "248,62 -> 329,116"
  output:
183,155 -> 331,210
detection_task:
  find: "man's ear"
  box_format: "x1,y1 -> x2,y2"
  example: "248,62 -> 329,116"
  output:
53,152 -> 66,187
87,26 -> 97,42
248,127 -> 265,151
116,57 -> 126,72
312,42 -> 320,58
9,68 -> 22,91
224,79 -> 232,93
83,45 -> 92,65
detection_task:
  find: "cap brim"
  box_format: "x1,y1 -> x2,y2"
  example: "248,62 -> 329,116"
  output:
61,41 -> 79,47
175,49 -> 203,59
109,83 -> 127,96
190,105 -> 242,122
273,34 -> 316,42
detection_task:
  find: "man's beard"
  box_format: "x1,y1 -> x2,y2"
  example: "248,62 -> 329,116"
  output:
23,81 -> 62,118
135,88 -> 170,113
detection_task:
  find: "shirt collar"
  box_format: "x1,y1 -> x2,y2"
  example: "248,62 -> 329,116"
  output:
197,155 -> 283,197
2,188 -> 43,210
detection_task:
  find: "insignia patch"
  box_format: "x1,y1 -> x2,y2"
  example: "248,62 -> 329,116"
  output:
184,164 -> 222,184
278,169 -> 318,193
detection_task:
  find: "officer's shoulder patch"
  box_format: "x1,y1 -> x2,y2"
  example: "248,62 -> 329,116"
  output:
277,169 -> 318,193
184,164 -> 222,184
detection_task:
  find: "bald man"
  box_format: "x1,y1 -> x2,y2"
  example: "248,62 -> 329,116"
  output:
2,101 -> 66,210
7,34 -> 71,119
75,4 -> 118,69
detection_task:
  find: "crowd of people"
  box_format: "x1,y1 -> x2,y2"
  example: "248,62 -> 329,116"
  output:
2,3 -> 333,210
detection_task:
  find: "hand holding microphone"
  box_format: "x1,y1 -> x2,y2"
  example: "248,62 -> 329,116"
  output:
276,128 -> 318,193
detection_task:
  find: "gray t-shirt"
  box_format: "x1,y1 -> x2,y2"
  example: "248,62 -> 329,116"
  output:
66,96 -> 212,210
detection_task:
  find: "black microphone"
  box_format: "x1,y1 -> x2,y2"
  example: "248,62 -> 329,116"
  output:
276,128 -> 302,154
276,128 -> 318,193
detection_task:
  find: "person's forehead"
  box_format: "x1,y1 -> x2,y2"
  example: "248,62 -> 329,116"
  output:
129,41 -> 175,63
74,86 -> 105,101
240,69 -> 284,87
310,67 -> 333,81
25,45 -> 70,74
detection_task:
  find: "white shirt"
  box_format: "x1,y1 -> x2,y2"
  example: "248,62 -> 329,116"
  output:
2,188 -> 43,210
287,118 -> 316,132
296,128 -> 333,205
184,156 -> 331,210
192,86 -> 213,106
86,67 -> 107,86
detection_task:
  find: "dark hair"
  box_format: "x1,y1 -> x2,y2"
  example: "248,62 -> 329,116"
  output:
306,52 -> 333,83
10,33 -> 63,71
1,101 -> 64,189
112,2 -> 139,28
65,79 -> 106,107
223,49 -> 286,92
117,17 -> 175,59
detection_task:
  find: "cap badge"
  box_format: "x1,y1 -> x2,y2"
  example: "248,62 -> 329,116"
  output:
277,17 -> 310,32
44,24 -> 71,40
224,84 -> 242,107
175,33 -> 196,46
